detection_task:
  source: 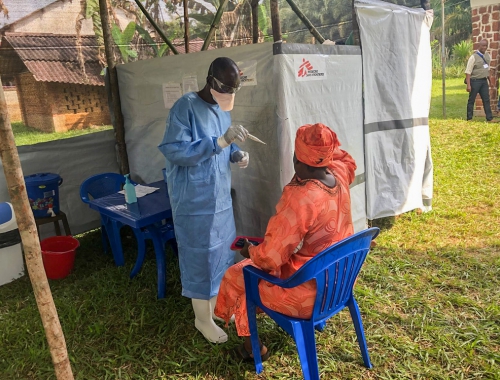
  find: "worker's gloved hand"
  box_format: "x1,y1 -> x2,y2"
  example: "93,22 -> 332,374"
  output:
232,151 -> 249,169
217,125 -> 248,148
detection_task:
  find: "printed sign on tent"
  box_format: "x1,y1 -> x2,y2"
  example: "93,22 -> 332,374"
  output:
237,60 -> 257,86
293,56 -> 327,81
182,75 -> 199,94
162,82 -> 182,109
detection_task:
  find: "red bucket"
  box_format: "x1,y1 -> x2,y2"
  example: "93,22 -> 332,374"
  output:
41,236 -> 79,280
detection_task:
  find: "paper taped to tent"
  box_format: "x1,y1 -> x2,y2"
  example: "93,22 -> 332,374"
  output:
0,0 -> 433,238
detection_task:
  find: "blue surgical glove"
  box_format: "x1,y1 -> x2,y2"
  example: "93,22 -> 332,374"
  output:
231,151 -> 249,169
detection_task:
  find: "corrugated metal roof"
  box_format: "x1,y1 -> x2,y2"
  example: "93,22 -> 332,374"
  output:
172,37 -> 215,54
24,61 -> 104,86
5,33 -> 99,62
0,33 -> 104,86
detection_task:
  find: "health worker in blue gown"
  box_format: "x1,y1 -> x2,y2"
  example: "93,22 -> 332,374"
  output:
158,57 -> 250,344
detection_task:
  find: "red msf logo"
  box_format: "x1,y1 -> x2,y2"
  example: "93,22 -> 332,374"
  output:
298,58 -> 313,77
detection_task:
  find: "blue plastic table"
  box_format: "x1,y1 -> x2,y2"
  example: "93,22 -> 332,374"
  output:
88,181 -> 172,297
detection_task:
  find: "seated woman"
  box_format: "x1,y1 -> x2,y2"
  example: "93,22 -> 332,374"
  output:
214,123 -> 357,361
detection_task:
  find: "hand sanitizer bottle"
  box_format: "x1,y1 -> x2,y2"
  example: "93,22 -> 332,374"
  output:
124,174 -> 137,204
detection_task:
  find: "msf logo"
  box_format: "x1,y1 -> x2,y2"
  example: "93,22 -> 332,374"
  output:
298,58 -> 313,77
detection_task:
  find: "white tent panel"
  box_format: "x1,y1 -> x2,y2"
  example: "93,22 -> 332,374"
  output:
356,0 -> 434,219
117,42 -> 367,237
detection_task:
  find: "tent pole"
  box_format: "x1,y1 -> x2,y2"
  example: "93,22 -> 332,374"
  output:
132,0 -> 179,54
352,0 -> 360,46
202,0 -> 229,50
251,0 -> 259,44
441,0 -> 446,119
99,0 -> 130,175
285,0 -> 325,43
183,0 -> 189,53
270,0 -> 282,42
0,85 -> 74,380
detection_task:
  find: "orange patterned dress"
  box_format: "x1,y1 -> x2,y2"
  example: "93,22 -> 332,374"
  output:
214,149 -> 357,336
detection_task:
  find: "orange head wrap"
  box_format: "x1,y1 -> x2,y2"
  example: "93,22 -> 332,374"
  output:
294,123 -> 340,167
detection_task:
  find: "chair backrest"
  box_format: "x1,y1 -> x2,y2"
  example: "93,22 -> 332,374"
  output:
80,173 -> 125,204
284,228 -> 379,322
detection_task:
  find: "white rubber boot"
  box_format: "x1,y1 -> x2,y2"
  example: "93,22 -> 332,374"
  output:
210,295 -> 235,323
192,298 -> 228,343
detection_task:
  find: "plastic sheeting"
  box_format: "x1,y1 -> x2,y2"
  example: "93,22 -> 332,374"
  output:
117,42 -> 367,237
0,131 -> 120,237
356,0 -> 434,219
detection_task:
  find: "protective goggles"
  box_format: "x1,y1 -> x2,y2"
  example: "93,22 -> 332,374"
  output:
210,75 -> 241,94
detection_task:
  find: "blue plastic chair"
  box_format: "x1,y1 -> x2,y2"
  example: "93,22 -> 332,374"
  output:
243,227 -> 380,380
80,173 -> 129,265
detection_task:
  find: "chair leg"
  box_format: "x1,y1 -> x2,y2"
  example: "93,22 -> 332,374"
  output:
54,220 -> 62,236
247,298 -> 264,374
293,322 -> 320,380
347,297 -> 373,369
100,224 -> 109,254
150,227 -> 166,299
108,220 -> 125,266
130,228 -> 146,279
167,238 -> 178,257
315,321 -> 326,332
61,213 -> 71,236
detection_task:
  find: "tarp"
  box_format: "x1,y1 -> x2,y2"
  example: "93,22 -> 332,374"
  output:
356,0 -> 434,219
116,42 -> 367,239
0,131 -> 120,237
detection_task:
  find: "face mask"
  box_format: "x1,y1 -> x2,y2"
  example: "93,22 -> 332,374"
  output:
210,88 -> 235,111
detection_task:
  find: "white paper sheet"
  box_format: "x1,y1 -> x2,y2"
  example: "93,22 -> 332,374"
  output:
119,185 -> 159,198
162,82 -> 182,109
182,75 -> 199,93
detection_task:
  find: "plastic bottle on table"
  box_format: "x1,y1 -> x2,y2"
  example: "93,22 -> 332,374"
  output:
124,174 -> 137,204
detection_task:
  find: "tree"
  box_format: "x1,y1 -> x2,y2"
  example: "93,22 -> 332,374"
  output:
0,86 -> 74,380
0,0 -> 8,17
431,0 -> 472,50
278,0 -> 352,43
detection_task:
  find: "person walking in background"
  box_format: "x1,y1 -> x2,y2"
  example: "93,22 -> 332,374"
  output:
465,39 -> 494,122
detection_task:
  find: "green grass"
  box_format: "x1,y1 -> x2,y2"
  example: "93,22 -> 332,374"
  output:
12,122 -> 113,146
0,79 -> 499,379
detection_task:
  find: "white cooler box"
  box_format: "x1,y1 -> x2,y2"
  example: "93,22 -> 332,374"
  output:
0,202 -> 24,286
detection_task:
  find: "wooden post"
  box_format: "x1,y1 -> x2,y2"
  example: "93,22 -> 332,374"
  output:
132,0 -> 179,54
270,0 -> 282,42
183,0 -> 189,53
202,0 -> 229,51
0,86 -> 74,380
441,0 -> 446,118
285,0 -> 325,43
251,0 -> 259,44
352,0 -> 360,45
99,0 -> 130,174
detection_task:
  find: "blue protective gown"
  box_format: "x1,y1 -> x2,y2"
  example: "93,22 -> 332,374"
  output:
158,92 -> 239,300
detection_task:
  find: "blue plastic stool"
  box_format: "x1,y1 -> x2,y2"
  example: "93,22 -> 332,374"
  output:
129,222 -> 176,299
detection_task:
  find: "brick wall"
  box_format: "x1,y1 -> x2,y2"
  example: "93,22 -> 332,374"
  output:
16,72 -> 55,132
50,83 -> 111,133
3,87 -> 22,122
472,4 -> 500,116
15,74 -> 111,132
